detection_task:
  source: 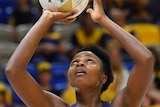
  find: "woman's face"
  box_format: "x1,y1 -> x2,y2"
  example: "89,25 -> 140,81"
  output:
68,51 -> 107,91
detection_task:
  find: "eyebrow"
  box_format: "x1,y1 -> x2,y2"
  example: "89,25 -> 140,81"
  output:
74,52 -> 97,59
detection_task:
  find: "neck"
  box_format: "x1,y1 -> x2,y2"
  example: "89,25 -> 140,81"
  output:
75,89 -> 102,107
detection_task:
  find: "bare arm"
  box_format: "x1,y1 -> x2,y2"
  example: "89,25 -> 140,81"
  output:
87,0 -> 154,107
5,10 -> 76,107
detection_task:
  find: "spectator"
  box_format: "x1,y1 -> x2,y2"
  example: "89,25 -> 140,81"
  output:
148,0 -> 160,24
8,0 -> 38,26
36,61 -> 62,96
0,82 -> 12,107
31,26 -> 70,64
127,0 -> 153,24
108,8 -> 136,67
7,0 -> 39,42
70,13 -> 111,57
101,39 -> 130,102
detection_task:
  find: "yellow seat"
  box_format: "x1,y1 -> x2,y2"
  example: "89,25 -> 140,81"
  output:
151,104 -> 160,107
125,23 -> 160,46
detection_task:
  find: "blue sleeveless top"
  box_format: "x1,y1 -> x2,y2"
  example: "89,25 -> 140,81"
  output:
71,102 -> 110,107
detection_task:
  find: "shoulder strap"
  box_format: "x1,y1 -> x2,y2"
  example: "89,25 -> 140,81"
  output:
70,104 -> 76,107
102,102 -> 111,107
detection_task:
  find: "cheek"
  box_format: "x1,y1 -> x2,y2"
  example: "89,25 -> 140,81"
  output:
91,64 -> 102,74
88,65 -> 103,82
88,73 -> 103,89
67,67 -> 74,82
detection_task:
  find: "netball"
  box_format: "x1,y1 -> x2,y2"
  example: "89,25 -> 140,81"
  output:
39,0 -> 89,18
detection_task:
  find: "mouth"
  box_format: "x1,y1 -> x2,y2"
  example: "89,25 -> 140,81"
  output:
75,69 -> 87,76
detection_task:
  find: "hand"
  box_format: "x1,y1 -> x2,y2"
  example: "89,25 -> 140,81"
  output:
86,0 -> 106,23
42,9 -> 77,24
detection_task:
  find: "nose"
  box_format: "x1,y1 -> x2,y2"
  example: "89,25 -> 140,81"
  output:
77,61 -> 85,67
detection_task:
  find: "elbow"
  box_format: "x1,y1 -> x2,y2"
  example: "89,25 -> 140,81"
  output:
5,65 -> 15,79
143,52 -> 155,71
146,53 -> 154,65
5,63 -> 20,79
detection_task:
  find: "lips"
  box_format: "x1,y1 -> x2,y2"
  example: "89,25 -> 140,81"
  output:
74,68 -> 87,76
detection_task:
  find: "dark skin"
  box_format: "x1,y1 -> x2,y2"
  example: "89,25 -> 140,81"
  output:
5,0 -> 154,107
68,51 -> 107,107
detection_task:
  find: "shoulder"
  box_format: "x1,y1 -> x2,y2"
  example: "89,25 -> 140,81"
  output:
44,90 -> 69,107
111,89 -> 129,107
71,102 -> 111,107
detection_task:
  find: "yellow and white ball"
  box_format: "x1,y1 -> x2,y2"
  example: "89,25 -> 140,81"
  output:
39,0 -> 89,19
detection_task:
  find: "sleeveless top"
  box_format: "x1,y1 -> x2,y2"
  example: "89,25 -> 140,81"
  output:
71,102 -> 110,107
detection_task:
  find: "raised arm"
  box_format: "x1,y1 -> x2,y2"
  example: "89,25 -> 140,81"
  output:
5,10 -> 76,107
87,0 -> 154,107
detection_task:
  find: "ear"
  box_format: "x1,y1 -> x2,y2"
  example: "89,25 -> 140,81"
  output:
101,74 -> 107,84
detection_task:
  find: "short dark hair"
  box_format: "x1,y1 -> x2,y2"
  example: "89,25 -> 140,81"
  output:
76,45 -> 114,92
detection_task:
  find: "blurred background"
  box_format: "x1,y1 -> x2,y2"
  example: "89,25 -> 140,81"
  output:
0,0 -> 160,107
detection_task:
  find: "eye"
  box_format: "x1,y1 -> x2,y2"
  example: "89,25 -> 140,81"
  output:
87,59 -> 93,63
71,60 -> 78,66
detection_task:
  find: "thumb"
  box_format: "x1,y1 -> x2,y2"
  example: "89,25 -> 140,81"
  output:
86,8 -> 93,14
65,10 -> 77,18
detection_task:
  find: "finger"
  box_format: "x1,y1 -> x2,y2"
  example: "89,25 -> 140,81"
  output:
55,17 -> 76,24
64,10 -> 78,18
68,17 -> 77,23
94,0 -> 102,5
95,0 -> 103,9
64,18 -> 77,24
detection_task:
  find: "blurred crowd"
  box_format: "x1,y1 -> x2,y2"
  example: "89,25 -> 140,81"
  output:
0,0 -> 160,107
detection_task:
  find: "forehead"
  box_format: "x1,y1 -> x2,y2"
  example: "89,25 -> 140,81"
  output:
73,51 -> 101,61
